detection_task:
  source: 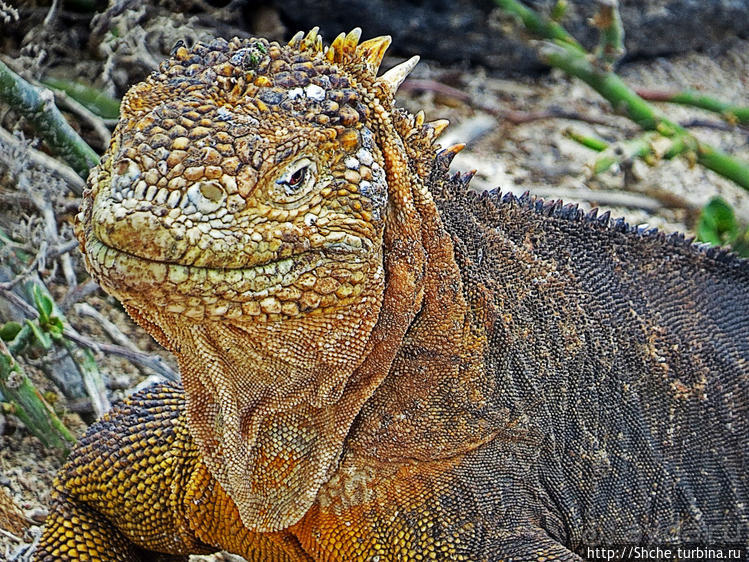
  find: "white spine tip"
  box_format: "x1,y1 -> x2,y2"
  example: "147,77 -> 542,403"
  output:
378,55 -> 420,94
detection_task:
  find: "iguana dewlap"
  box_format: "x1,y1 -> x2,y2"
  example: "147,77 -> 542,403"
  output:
37,29 -> 748,561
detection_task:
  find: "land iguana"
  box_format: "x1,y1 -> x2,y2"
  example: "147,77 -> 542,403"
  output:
36,29 -> 748,561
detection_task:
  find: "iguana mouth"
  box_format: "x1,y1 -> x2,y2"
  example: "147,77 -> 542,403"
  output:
83,234 -> 374,320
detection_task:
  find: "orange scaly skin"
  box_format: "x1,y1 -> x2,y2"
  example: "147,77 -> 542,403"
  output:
37,29 -> 748,560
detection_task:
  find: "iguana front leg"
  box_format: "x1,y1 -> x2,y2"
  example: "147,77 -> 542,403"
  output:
35,383 -> 308,561
37,490 -> 191,561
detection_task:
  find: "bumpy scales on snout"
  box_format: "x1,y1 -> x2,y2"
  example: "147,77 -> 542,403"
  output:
38,28 -> 748,561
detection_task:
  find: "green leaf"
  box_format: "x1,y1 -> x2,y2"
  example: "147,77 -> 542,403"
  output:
25,319 -> 52,350
32,285 -> 54,324
0,322 -> 22,342
29,284 -> 64,339
551,0 -> 568,21
697,196 -> 738,246
47,316 -> 65,340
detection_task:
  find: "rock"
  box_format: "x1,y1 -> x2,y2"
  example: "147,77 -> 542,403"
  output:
272,0 -> 749,72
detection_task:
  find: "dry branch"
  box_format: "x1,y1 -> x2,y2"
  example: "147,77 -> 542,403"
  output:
0,126 -> 84,195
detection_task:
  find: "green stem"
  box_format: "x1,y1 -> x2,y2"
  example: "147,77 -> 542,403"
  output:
636,88 -> 749,125
591,132 -> 658,174
697,143 -> 749,188
564,129 -> 609,152
0,340 -> 75,455
0,60 -> 98,177
42,77 -> 121,119
493,0 -> 585,53
541,42 -> 666,131
550,0 -> 568,21
539,42 -> 749,191
593,0 -> 625,68
493,0 -> 749,191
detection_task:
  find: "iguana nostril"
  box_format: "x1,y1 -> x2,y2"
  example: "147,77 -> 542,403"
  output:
110,158 -> 141,200
187,180 -> 226,213
115,158 -> 139,177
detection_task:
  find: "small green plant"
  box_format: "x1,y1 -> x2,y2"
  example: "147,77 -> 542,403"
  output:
697,197 -> 749,257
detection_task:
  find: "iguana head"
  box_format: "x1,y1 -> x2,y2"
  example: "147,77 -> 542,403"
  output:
76,29 -> 447,531
81,30 -> 410,320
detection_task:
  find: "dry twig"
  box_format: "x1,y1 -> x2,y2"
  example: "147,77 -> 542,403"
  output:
49,89 -> 112,148
62,328 -> 179,382
0,126 -> 84,195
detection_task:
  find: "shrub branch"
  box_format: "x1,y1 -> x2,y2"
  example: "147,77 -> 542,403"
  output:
0,60 -> 98,177
494,0 -> 749,191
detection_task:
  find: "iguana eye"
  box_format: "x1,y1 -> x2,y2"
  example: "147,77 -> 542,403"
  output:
287,166 -> 306,187
275,158 -> 316,196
